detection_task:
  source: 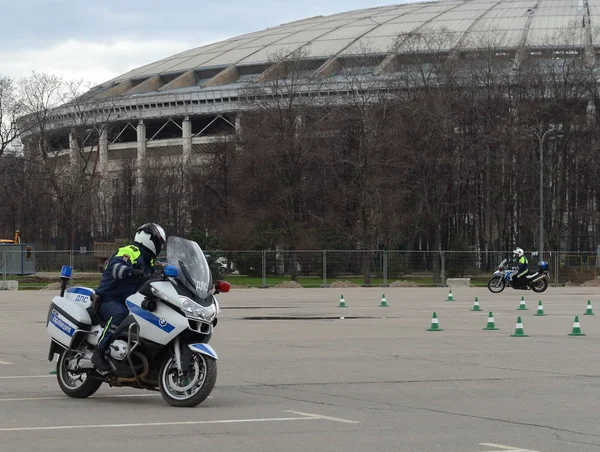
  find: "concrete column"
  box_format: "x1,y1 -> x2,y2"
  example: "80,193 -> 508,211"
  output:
587,99 -> 596,126
69,130 -> 79,170
136,120 -> 146,191
99,128 -> 108,177
183,116 -> 192,162
235,114 -> 242,135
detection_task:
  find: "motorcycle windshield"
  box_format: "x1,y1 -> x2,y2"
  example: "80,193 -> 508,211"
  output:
166,236 -> 212,299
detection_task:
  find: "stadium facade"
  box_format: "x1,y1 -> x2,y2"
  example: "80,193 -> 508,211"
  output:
22,0 -> 600,181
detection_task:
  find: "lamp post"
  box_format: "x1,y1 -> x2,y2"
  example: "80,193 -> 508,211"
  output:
530,127 -> 564,261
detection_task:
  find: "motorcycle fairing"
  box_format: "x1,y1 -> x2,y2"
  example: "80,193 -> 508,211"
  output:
189,343 -> 218,360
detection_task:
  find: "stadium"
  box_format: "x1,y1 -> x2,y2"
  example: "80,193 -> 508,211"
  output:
22,0 -> 600,179
12,0 -> 600,266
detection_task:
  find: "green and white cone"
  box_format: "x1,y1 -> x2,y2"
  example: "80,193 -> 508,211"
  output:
338,294 -> 347,308
568,316 -> 586,336
534,300 -> 547,316
446,290 -> 454,302
427,312 -> 444,331
483,311 -> 499,330
517,296 -> 529,311
584,300 -> 595,316
510,316 -> 529,337
379,294 -> 389,308
471,297 -> 482,312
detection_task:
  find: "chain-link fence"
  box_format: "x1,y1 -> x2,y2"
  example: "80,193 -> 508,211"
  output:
1,248 -> 600,289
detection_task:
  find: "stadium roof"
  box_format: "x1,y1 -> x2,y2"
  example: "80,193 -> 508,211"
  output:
106,0 -> 596,88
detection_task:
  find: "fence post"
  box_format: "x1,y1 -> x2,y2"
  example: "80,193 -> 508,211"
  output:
440,251 -> 446,287
383,250 -> 388,287
70,250 -> 74,285
322,250 -> 328,288
550,251 -> 560,287
2,251 -> 6,285
261,250 -> 267,288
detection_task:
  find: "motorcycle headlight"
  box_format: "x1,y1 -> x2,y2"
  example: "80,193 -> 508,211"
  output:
179,296 -> 217,322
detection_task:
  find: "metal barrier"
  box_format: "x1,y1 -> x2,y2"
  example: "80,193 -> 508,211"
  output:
2,249 -> 600,288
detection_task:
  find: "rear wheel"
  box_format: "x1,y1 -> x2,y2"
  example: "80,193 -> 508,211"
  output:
159,353 -> 217,407
530,278 -> 548,293
56,349 -> 103,398
487,276 -> 505,293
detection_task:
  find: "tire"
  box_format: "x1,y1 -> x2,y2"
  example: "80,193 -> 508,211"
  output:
159,353 -> 217,408
530,278 -> 548,293
487,276 -> 505,293
56,350 -> 103,399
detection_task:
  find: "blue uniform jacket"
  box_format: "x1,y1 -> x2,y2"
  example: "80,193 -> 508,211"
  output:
95,243 -> 155,303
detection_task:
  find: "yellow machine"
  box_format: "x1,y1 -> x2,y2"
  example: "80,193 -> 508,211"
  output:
0,230 -> 20,244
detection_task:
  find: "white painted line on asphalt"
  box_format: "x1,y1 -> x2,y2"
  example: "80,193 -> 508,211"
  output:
0,375 -> 54,380
285,410 -> 360,424
0,394 -> 163,402
0,361 -> 13,365
478,443 -> 540,452
0,411 -> 348,432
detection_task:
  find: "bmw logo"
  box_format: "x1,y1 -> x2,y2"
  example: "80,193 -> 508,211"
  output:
159,318 -> 167,327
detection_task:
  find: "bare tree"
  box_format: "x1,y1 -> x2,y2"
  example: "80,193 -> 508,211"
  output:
17,73 -> 117,249
0,76 -> 22,158
237,49 -> 328,279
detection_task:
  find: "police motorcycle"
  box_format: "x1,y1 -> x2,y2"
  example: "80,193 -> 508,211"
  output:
487,257 -> 550,293
46,236 -> 230,407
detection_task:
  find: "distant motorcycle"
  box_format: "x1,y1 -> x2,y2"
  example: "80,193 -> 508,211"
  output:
487,258 -> 550,293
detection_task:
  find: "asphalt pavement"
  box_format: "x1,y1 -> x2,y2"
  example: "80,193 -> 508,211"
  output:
1,286 -> 600,452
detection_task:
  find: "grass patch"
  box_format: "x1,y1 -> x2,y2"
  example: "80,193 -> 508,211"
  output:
223,275 -> 436,287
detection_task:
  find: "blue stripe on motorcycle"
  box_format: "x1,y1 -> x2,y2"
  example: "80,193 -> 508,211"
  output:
189,343 -> 218,360
49,312 -> 75,337
126,300 -> 175,333
66,287 -> 94,296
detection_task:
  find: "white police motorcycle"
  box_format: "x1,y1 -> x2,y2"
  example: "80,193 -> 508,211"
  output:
46,236 -> 230,407
487,258 -> 550,293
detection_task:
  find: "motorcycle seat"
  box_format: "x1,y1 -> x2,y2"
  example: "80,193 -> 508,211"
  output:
86,294 -> 107,327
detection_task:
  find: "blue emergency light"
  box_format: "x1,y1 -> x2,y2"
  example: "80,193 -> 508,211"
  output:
164,265 -> 179,278
60,265 -> 72,279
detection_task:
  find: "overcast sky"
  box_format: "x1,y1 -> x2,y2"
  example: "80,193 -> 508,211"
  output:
1,1 -> 416,86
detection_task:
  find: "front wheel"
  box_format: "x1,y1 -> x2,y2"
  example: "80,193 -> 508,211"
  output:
487,276 -> 505,293
56,349 -> 103,398
159,353 -> 217,407
530,278 -> 548,293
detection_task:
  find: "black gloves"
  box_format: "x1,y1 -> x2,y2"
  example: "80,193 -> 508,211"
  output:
130,269 -> 146,280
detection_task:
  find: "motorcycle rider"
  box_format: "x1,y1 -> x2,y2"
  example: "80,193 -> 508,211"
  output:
511,247 -> 529,289
91,223 -> 166,371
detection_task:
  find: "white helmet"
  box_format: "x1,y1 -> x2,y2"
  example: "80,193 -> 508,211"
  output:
134,223 -> 166,258
513,247 -> 524,258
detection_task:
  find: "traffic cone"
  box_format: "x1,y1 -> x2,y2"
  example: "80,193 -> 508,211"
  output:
584,300 -> 595,316
446,290 -> 454,301
471,297 -> 482,311
534,301 -> 547,316
510,316 -> 529,337
517,296 -> 529,311
483,311 -> 499,330
338,294 -> 347,308
379,294 -> 389,308
426,312 -> 444,331
568,316 -> 586,336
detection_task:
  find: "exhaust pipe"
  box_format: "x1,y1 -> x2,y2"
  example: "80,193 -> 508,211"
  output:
532,274 -> 547,283
116,352 -> 149,385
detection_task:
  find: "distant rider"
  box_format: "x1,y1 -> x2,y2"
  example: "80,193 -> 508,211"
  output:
91,223 -> 166,371
511,247 -> 529,289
